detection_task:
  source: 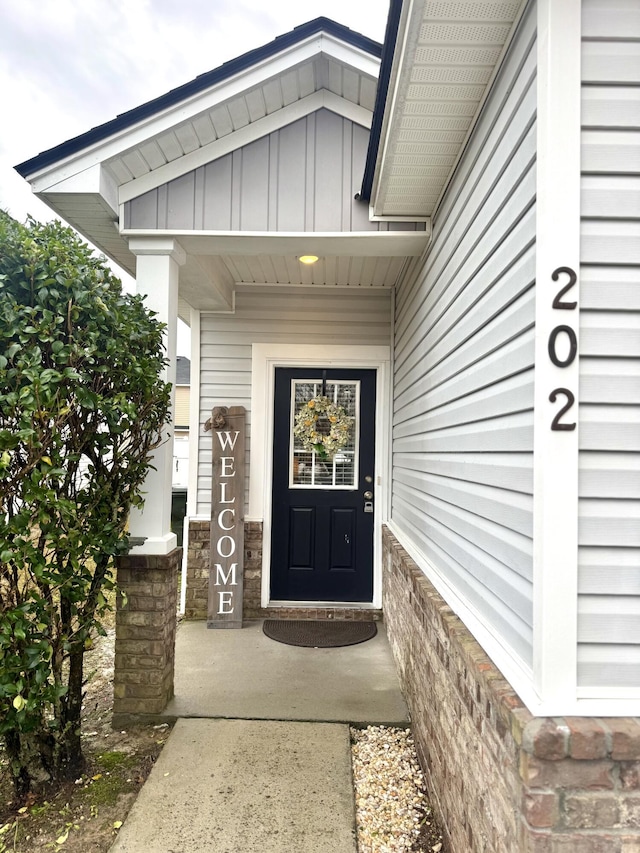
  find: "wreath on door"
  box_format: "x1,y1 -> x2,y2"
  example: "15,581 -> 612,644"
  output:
293,395 -> 352,460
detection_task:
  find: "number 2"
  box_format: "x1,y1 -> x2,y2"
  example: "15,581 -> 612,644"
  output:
551,266 -> 577,310
549,388 -> 576,431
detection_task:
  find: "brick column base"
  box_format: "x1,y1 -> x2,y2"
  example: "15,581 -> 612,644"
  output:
113,548 -> 181,726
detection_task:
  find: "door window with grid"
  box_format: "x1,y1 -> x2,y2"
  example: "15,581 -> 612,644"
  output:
290,380 -> 359,489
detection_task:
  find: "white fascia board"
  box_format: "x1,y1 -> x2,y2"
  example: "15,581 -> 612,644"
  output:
100,165 -> 119,216
368,207 -> 431,225
121,229 -> 429,258
42,163 -> 118,217
26,36 -> 379,194
119,91 -> 372,205
318,33 -> 381,79
369,0 -> 420,218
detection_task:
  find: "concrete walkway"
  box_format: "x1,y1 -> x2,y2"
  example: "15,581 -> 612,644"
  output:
163,619 -> 408,724
110,620 -> 408,852
110,719 -> 357,853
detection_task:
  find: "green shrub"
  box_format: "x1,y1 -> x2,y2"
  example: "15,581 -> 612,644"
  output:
0,213 -> 171,795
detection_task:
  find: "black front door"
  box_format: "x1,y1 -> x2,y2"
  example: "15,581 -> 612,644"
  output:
270,368 -> 376,602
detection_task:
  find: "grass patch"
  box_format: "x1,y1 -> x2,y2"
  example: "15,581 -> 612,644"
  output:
76,753 -> 140,808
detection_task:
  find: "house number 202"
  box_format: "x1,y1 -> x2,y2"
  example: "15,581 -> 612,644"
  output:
548,266 -> 577,431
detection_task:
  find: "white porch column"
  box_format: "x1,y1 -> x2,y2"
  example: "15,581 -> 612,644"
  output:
128,237 -> 186,555
533,0 -> 582,711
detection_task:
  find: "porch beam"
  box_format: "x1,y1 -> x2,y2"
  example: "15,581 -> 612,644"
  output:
121,229 -> 430,258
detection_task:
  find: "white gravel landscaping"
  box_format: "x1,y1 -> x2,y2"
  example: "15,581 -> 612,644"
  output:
351,725 -> 445,853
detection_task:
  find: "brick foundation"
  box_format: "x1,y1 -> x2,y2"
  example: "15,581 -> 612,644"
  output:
113,548 -> 181,724
185,519 -> 381,622
383,526 -> 640,853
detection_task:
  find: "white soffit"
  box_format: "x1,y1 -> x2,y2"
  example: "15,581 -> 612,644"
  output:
372,0 -> 526,218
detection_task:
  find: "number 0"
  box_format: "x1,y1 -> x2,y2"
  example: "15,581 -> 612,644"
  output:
548,325 -> 577,368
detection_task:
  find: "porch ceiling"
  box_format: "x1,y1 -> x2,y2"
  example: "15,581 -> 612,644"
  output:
369,0 -> 527,219
144,230 -> 427,315
178,252 -> 412,314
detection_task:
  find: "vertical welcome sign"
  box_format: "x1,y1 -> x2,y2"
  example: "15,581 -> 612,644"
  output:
204,406 -> 245,628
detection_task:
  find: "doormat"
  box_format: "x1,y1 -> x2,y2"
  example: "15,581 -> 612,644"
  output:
263,619 -> 377,648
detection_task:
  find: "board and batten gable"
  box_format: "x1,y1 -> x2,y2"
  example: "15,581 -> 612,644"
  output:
391,3 -> 537,672
577,0 -> 640,694
125,110 -> 425,234
195,286 -> 392,516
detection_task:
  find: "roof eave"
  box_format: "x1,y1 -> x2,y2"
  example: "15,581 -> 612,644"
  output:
15,17 -> 381,181
365,0 -> 530,220
359,0 -> 404,204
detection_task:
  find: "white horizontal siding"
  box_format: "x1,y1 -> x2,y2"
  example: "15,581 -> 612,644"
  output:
393,452 -> 533,494
394,411 -> 533,454
391,4 -> 537,668
578,0 -> 640,690
579,500 -> 640,547
582,87 -> 640,130
582,0 -> 640,40
581,131 -> 640,176
394,491 -> 533,664
579,596 -> 640,642
581,360 -> 640,405
581,220 -> 640,266
579,453 -> 640,498
581,176 -> 640,220
582,42 -> 640,86
579,547 -> 640,594
196,286 -> 391,516
580,312 -> 640,358
581,267 -> 640,312
580,406 -> 640,453
577,645 -> 640,691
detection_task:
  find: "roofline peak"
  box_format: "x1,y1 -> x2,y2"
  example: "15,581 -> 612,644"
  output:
15,17 -> 381,180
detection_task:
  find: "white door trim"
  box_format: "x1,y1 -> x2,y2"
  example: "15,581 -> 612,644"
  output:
250,343 -> 391,609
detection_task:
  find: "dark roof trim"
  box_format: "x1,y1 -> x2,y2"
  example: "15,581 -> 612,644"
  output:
358,0 -> 403,203
15,17 -> 381,180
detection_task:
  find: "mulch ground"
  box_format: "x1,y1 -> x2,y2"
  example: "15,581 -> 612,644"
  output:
0,628 -> 171,853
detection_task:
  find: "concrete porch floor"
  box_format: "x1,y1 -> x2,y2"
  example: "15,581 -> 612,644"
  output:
162,618 -> 409,725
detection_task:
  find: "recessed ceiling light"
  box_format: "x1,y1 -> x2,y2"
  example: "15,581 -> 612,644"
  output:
299,255 -> 319,265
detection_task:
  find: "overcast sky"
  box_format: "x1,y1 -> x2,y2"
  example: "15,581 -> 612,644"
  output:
0,0 -> 388,353
1,0 -> 388,223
